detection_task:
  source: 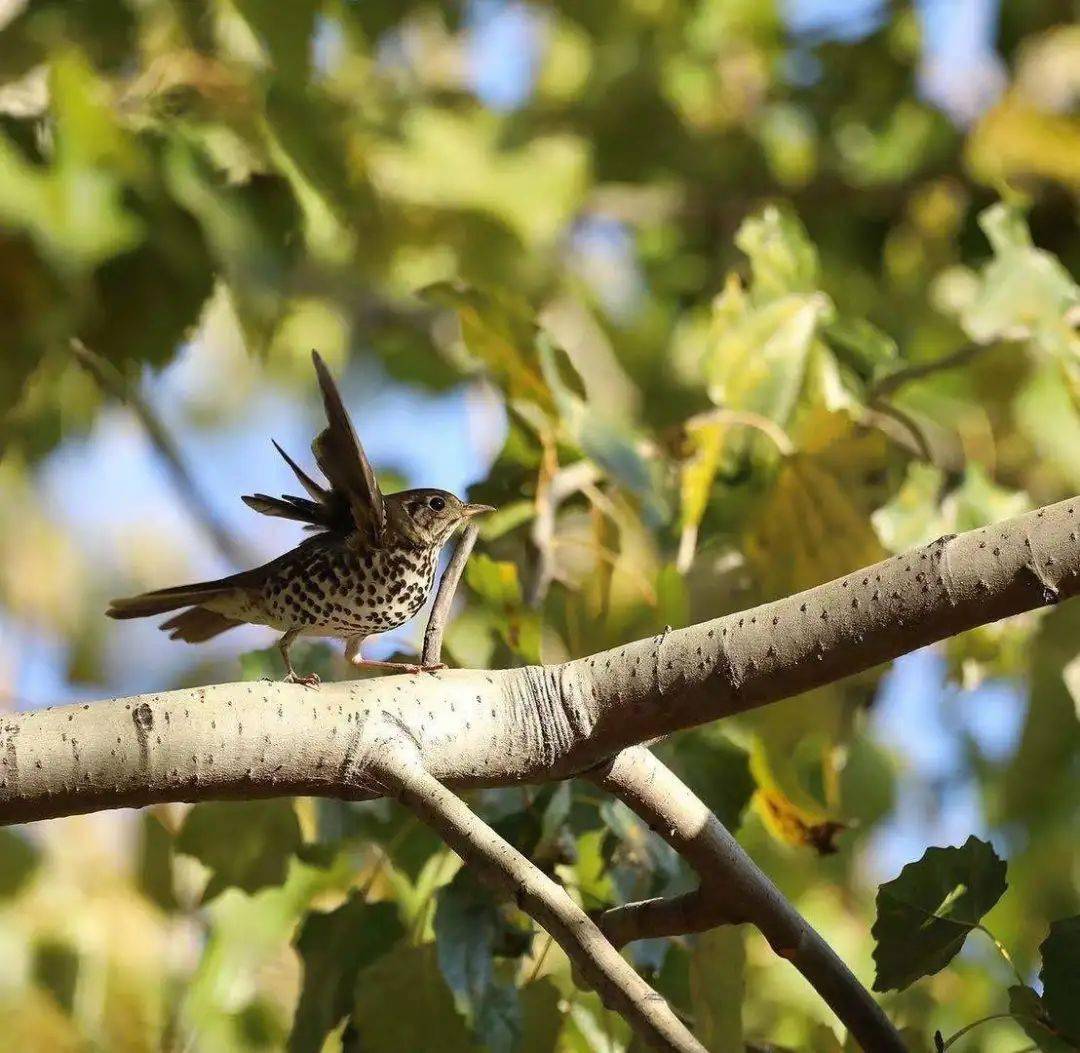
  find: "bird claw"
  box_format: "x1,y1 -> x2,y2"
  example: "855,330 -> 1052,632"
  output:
395,662 -> 445,675
284,671 -> 321,688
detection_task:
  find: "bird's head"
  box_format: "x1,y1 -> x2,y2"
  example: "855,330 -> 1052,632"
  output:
384,489 -> 494,548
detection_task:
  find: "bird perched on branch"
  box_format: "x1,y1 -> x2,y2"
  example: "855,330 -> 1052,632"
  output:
108,351 -> 493,685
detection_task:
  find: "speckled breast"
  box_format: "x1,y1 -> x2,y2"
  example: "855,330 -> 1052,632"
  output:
259,539 -> 439,637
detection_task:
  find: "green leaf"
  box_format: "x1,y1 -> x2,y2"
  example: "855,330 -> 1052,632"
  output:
871,836 -> 1007,992
667,730 -> 755,831
706,291 -> 828,426
290,895 -> 405,1053
177,799 -> 302,902
825,315 -> 898,379
424,283 -> 554,408
0,827 -> 40,899
135,812 -> 177,912
1040,916 -> 1080,1043
466,554 -> 541,663
163,143 -> 301,347
231,0 -> 318,83
735,205 -> 819,302
960,204 -> 1079,357
351,944 -> 475,1053
688,927 -> 745,1053
1009,985 -> 1080,1053
434,868 -> 523,1044
475,972 -> 524,1053
0,54 -> 143,270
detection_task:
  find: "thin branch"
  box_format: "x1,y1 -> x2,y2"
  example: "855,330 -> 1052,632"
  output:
868,344 -> 987,400
684,408 -> 795,458
588,747 -> 907,1053
529,459 -> 603,607
864,399 -> 936,463
70,339 -> 248,566
422,522 -> 480,666
377,745 -> 706,1053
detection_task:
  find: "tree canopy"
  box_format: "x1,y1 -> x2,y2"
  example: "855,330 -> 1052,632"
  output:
0,1 -> 1078,1051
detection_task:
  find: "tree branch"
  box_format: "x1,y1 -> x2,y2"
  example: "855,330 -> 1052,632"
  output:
70,339 -> 249,566
422,522 -> 479,667
3,497 -> 1078,825
588,747 -> 906,1053
376,744 -> 705,1053
868,344 -> 988,400
5,497 -> 1078,1050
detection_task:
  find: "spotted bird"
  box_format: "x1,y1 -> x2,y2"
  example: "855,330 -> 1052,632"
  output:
107,351 -> 493,684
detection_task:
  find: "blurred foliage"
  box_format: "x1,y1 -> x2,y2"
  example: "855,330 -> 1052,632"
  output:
0,0 -> 1078,1050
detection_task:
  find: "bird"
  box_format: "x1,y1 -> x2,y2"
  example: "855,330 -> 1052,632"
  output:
107,350 -> 494,685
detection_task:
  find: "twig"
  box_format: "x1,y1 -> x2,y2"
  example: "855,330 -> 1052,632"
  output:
864,399 -> 936,463
529,459 -> 602,607
378,745 -> 706,1053
684,409 -> 795,458
70,339 -> 247,566
587,747 -> 907,1053
422,522 -> 480,666
868,344 -> 988,400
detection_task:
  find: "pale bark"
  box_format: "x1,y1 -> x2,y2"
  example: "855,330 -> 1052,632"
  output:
2,497 -> 1078,1050
4,497 -> 1075,823
589,747 -> 906,1053
379,744 -> 705,1053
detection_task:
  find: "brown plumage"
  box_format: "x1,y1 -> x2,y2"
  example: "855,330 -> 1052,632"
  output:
108,351 -> 493,685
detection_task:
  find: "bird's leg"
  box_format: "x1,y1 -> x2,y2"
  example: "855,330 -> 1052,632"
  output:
345,635 -> 444,675
279,629 -> 320,687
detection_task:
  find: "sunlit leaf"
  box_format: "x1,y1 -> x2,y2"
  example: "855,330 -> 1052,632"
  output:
424,283 -> 554,408
959,204 -> 1079,360
466,553 -> 542,662
735,205 -> 819,302
750,735 -> 846,855
872,836 -> 1007,992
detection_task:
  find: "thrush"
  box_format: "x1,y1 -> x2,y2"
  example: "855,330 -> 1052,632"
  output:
107,351 -> 494,685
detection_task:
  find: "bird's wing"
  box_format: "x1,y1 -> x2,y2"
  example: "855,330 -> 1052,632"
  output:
241,439 -> 352,532
310,350 -> 385,546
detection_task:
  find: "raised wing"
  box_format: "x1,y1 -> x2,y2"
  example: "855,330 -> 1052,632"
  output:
310,350 -> 386,545
242,439 -> 352,532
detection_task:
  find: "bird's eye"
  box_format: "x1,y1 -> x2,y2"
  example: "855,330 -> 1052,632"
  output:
428,496 -> 446,512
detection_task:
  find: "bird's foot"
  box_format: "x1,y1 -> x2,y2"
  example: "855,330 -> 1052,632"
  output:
284,670 -> 321,688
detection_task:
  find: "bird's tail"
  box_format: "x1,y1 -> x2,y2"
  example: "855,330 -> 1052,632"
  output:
159,607 -> 244,643
107,576 -> 243,620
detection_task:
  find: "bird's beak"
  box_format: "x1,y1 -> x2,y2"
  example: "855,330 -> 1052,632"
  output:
462,503 -> 496,519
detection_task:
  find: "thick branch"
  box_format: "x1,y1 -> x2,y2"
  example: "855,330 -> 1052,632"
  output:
2,498 -> 1078,825
378,746 -> 705,1053
589,747 -> 906,1053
